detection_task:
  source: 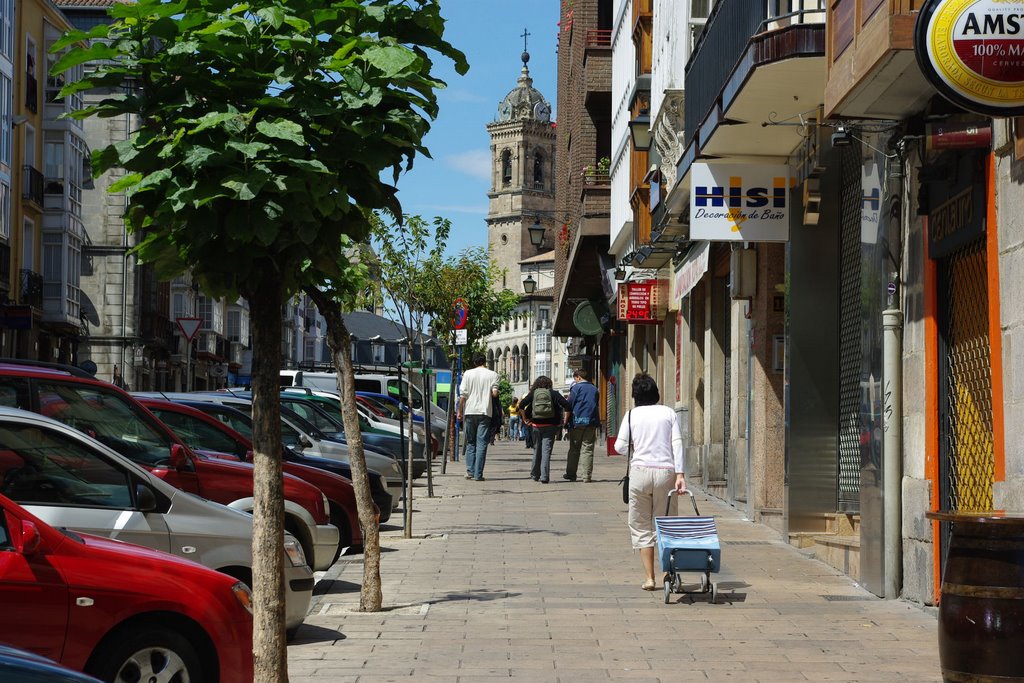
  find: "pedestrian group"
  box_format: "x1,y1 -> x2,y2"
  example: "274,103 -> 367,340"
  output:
455,363 -> 685,591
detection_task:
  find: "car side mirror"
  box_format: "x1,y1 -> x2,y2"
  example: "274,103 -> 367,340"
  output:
135,483 -> 158,512
169,443 -> 190,469
298,435 -> 312,449
19,519 -> 42,555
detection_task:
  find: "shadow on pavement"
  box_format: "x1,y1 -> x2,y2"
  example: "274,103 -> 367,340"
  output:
288,624 -> 347,644
312,579 -> 360,597
440,523 -> 569,537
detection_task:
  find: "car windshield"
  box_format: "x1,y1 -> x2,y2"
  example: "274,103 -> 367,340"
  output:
32,382 -> 175,467
282,400 -> 344,434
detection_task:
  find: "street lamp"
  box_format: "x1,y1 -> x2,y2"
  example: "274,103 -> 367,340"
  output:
629,108 -> 652,151
528,219 -> 546,248
523,274 -> 537,294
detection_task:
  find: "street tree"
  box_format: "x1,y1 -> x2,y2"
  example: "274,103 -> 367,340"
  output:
369,213 -> 451,534
52,0 -> 466,678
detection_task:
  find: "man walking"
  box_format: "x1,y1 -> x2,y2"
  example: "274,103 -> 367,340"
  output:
456,353 -> 499,481
564,368 -> 600,482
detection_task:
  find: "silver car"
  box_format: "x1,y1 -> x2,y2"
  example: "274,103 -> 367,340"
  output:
0,407 -> 314,636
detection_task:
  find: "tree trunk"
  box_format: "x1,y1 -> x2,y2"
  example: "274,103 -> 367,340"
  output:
404,340 -> 414,538
306,287 -> 383,611
249,271 -> 288,681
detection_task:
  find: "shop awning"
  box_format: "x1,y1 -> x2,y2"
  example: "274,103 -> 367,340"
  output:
672,241 -> 710,304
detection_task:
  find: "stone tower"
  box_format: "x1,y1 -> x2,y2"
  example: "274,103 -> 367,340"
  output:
486,47 -> 556,293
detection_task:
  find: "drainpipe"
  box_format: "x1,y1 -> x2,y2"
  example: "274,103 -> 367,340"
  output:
883,296 -> 903,599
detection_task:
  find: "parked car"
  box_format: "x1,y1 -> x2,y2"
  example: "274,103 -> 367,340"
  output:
0,362 -> 339,571
0,492 -> 254,682
134,391 -> 405,507
138,397 -> 371,554
0,406 -> 314,635
286,387 -> 438,462
156,398 -> 394,522
351,372 -> 448,437
278,392 -> 428,478
0,645 -> 101,683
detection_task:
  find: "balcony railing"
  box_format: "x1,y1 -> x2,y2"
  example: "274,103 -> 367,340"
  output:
586,29 -> 611,47
22,165 -> 43,206
19,269 -> 43,308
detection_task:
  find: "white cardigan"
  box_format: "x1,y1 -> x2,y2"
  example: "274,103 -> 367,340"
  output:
613,405 -> 684,473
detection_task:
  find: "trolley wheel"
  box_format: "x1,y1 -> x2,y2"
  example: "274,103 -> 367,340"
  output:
710,582 -> 718,604
700,574 -> 708,592
673,575 -> 682,592
663,579 -> 672,604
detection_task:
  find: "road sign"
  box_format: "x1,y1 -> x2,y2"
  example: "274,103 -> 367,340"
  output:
455,329 -> 468,346
176,317 -> 202,342
452,298 -> 468,330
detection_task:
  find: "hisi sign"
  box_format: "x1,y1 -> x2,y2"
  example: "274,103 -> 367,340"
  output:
916,0 -> 1024,116
689,163 -> 791,242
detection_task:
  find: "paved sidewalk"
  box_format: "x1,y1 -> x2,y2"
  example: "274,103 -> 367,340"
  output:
288,438 -> 941,682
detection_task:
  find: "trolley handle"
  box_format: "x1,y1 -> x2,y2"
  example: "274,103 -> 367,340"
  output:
666,489 -> 700,516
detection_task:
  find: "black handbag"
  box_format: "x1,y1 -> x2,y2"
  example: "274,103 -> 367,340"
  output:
619,410 -> 632,504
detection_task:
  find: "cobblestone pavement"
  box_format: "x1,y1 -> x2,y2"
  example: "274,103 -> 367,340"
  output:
288,438 -> 941,682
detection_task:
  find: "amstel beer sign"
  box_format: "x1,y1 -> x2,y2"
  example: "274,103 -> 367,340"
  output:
916,0 -> 1024,115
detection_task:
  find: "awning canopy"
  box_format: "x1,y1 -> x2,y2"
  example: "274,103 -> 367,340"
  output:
553,218 -> 610,337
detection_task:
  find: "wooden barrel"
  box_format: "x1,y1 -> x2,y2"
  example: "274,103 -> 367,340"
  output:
928,512 -> 1024,683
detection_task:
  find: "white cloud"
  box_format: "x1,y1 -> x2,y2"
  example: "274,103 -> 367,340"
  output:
443,149 -> 492,181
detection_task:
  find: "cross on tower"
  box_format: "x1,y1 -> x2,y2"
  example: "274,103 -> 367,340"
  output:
521,27 -> 530,53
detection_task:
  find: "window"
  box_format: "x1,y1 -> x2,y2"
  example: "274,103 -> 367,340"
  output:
24,36 -> 37,113
150,409 -> 246,459
0,422 -> 133,508
227,309 -> 242,342
538,306 -> 550,329
372,342 -> 385,364
533,151 -> 544,187
33,381 -> 175,467
0,73 -> 10,168
689,0 -> 713,52
0,181 -> 9,240
172,292 -> 189,319
44,132 -> 63,196
0,0 -> 13,59
501,149 -> 512,185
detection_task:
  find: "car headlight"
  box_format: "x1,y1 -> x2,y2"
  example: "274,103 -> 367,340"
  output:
283,538 -> 308,567
321,492 -> 330,516
231,581 -> 254,614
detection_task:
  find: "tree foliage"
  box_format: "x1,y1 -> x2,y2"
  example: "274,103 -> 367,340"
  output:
52,0 -> 466,677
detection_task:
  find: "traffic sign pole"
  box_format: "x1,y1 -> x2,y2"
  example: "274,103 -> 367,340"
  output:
176,317 -> 202,392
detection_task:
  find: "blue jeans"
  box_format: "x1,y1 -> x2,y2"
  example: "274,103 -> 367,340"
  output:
464,414 -> 491,479
530,425 -> 559,482
508,416 -> 520,440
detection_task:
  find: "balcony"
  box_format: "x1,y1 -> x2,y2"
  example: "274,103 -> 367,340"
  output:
583,30 -> 612,105
680,0 -> 825,177
140,311 -> 176,351
19,269 -> 43,308
22,166 -> 43,207
824,0 -> 933,119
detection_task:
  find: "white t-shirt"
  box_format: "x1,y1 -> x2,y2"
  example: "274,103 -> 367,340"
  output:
460,366 -> 499,417
613,404 -> 684,473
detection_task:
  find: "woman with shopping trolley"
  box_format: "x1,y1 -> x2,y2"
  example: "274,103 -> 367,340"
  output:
614,373 -> 687,591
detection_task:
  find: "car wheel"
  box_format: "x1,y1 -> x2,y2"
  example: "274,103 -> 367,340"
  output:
88,626 -> 204,683
329,507 -> 352,565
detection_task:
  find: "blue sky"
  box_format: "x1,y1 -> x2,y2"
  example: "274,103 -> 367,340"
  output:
392,0 -> 559,258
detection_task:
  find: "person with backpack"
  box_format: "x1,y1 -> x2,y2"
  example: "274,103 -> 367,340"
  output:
519,375 -> 571,483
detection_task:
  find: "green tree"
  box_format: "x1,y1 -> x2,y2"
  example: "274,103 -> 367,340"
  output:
369,213 -> 450,533
53,1 -> 466,677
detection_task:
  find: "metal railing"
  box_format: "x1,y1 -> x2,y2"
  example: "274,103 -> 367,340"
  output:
19,269 -> 43,308
22,165 -> 43,206
586,29 -> 611,47
684,0 -> 824,147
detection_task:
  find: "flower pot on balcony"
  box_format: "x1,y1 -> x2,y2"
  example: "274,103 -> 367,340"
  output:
926,510 -> 1024,682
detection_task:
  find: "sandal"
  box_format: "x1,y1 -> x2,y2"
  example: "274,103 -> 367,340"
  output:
641,578 -> 657,591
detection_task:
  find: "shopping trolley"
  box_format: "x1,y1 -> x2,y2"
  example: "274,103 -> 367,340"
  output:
655,490 -> 721,604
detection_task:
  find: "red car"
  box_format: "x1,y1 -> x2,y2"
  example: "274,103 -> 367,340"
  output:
0,493 -> 253,682
138,397 -> 370,556
0,362 -> 339,571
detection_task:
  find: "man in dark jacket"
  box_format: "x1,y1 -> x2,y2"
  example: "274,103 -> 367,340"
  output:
564,368 -> 600,482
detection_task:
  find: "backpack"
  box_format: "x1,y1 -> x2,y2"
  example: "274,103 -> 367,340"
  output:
532,388 -> 554,420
